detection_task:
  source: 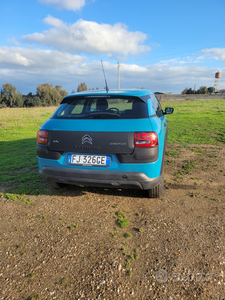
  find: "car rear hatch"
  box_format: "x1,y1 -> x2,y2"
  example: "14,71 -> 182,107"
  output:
41,94 -> 153,156
48,128 -> 134,154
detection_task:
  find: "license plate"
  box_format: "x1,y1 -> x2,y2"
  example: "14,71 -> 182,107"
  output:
68,154 -> 111,166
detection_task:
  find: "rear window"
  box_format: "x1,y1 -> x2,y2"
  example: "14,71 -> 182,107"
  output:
52,96 -> 148,119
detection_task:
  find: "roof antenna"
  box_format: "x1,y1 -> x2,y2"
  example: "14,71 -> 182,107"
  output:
101,60 -> 109,92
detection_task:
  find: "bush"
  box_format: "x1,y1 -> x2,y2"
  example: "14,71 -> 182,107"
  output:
33,96 -> 42,107
15,97 -> 24,107
0,101 -> 7,108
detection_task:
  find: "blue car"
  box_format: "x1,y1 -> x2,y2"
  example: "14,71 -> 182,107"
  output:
36,89 -> 173,198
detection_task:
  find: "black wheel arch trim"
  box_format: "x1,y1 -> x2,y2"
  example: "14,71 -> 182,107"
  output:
37,143 -> 63,160
160,127 -> 168,176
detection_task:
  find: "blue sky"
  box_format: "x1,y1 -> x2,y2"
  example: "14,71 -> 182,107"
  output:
0,0 -> 225,94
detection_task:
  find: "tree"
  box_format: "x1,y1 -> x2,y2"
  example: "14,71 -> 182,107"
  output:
36,83 -> 68,106
182,86 -> 215,95
1,83 -> 22,107
186,88 -> 196,94
197,86 -> 208,94
181,88 -> 188,94
33,96 -> 42,107
0,93 -> 7,107
77,82 -> 87,92
23,92 -> 38,107
36,83 -> 51,105
15,95 -> 24,107
208,87 -> 215,94
55,85 -> 68,98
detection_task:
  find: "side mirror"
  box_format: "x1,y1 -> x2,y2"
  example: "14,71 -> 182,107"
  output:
164,107 -> 174,115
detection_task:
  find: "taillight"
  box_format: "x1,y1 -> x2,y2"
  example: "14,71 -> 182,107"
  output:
134,132 -> 158,147
37,130 -> 48,144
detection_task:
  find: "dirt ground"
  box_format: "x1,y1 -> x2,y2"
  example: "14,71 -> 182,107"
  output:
0,144 -> 225,300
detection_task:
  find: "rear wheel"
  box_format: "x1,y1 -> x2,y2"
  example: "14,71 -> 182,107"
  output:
147,170 -> 164,198
47,181 -> 68,189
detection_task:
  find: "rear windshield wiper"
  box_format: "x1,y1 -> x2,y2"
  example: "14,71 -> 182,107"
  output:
56,112 -> 120,119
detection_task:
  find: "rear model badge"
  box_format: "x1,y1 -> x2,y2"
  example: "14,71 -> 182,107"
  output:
82,134 -> 92,145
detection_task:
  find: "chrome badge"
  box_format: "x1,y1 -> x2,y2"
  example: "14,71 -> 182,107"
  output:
81,134 -> 92,145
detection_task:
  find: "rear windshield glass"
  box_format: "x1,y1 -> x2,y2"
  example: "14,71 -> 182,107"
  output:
52,95 -> 148,119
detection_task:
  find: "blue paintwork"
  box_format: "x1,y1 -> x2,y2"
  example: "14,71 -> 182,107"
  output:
37,89 -> 168,181
65,89 -> 153,98
40,118 -> 153,132
37,153 -> 162,178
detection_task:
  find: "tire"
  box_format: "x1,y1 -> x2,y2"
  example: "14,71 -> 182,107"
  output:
147,170 -> 164,198
47,181 -> 68,189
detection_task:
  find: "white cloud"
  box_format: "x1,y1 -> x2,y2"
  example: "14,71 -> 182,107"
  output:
157,57 -> 181,65
200,48 -> 225,61
159,48 -> 225,65
38,0 -> 86,11
7,37 -> 20,46
0,47 -> 33,67
120,63 -> 147,73
1,46 -> 223,94
157,55 -> 205,66
43,15 -> 64,27
0,47 -> 85,69
21,17 -> 150,57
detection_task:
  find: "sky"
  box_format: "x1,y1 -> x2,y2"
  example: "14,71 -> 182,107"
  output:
0,0 -> 225,94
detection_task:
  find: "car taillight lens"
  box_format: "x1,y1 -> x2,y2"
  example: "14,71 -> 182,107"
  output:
37,130 -> 48,144
134,132 -> 158,147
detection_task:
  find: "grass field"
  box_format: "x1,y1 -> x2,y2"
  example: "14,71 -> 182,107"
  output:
0,107 -> 56,196
0,100 -> 225,300
0,99 -> 224,196
163,99 -> 225,144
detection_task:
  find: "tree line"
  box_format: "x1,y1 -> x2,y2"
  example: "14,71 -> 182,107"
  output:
2,82 -> 216,108
0,82 -> 102,108
73,82 -> 99,93
181,86 -> 215,94
0,83 -> 68,108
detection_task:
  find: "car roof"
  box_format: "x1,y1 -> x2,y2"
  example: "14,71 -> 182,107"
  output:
65,89 -> 154,98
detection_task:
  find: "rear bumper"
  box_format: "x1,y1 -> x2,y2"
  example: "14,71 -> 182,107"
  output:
36,143 -> 158,164
39,166 -> 161,190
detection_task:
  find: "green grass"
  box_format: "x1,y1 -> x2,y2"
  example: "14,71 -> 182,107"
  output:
189,147 -> 204,155
0,107 -> 57,195
183,161 -> 196,170
125,263 -> 131,269
116,211 -> 127,219
0,100 -> 224,196
124,232 -> 132,238
68,225 -> 78,230
165,151 -> 179,156
162,99 -> 225,145
117,219 -> 130,228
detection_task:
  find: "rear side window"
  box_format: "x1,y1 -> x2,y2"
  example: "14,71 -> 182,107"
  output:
151,94 -> 163,117
52,96 -> 148,119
